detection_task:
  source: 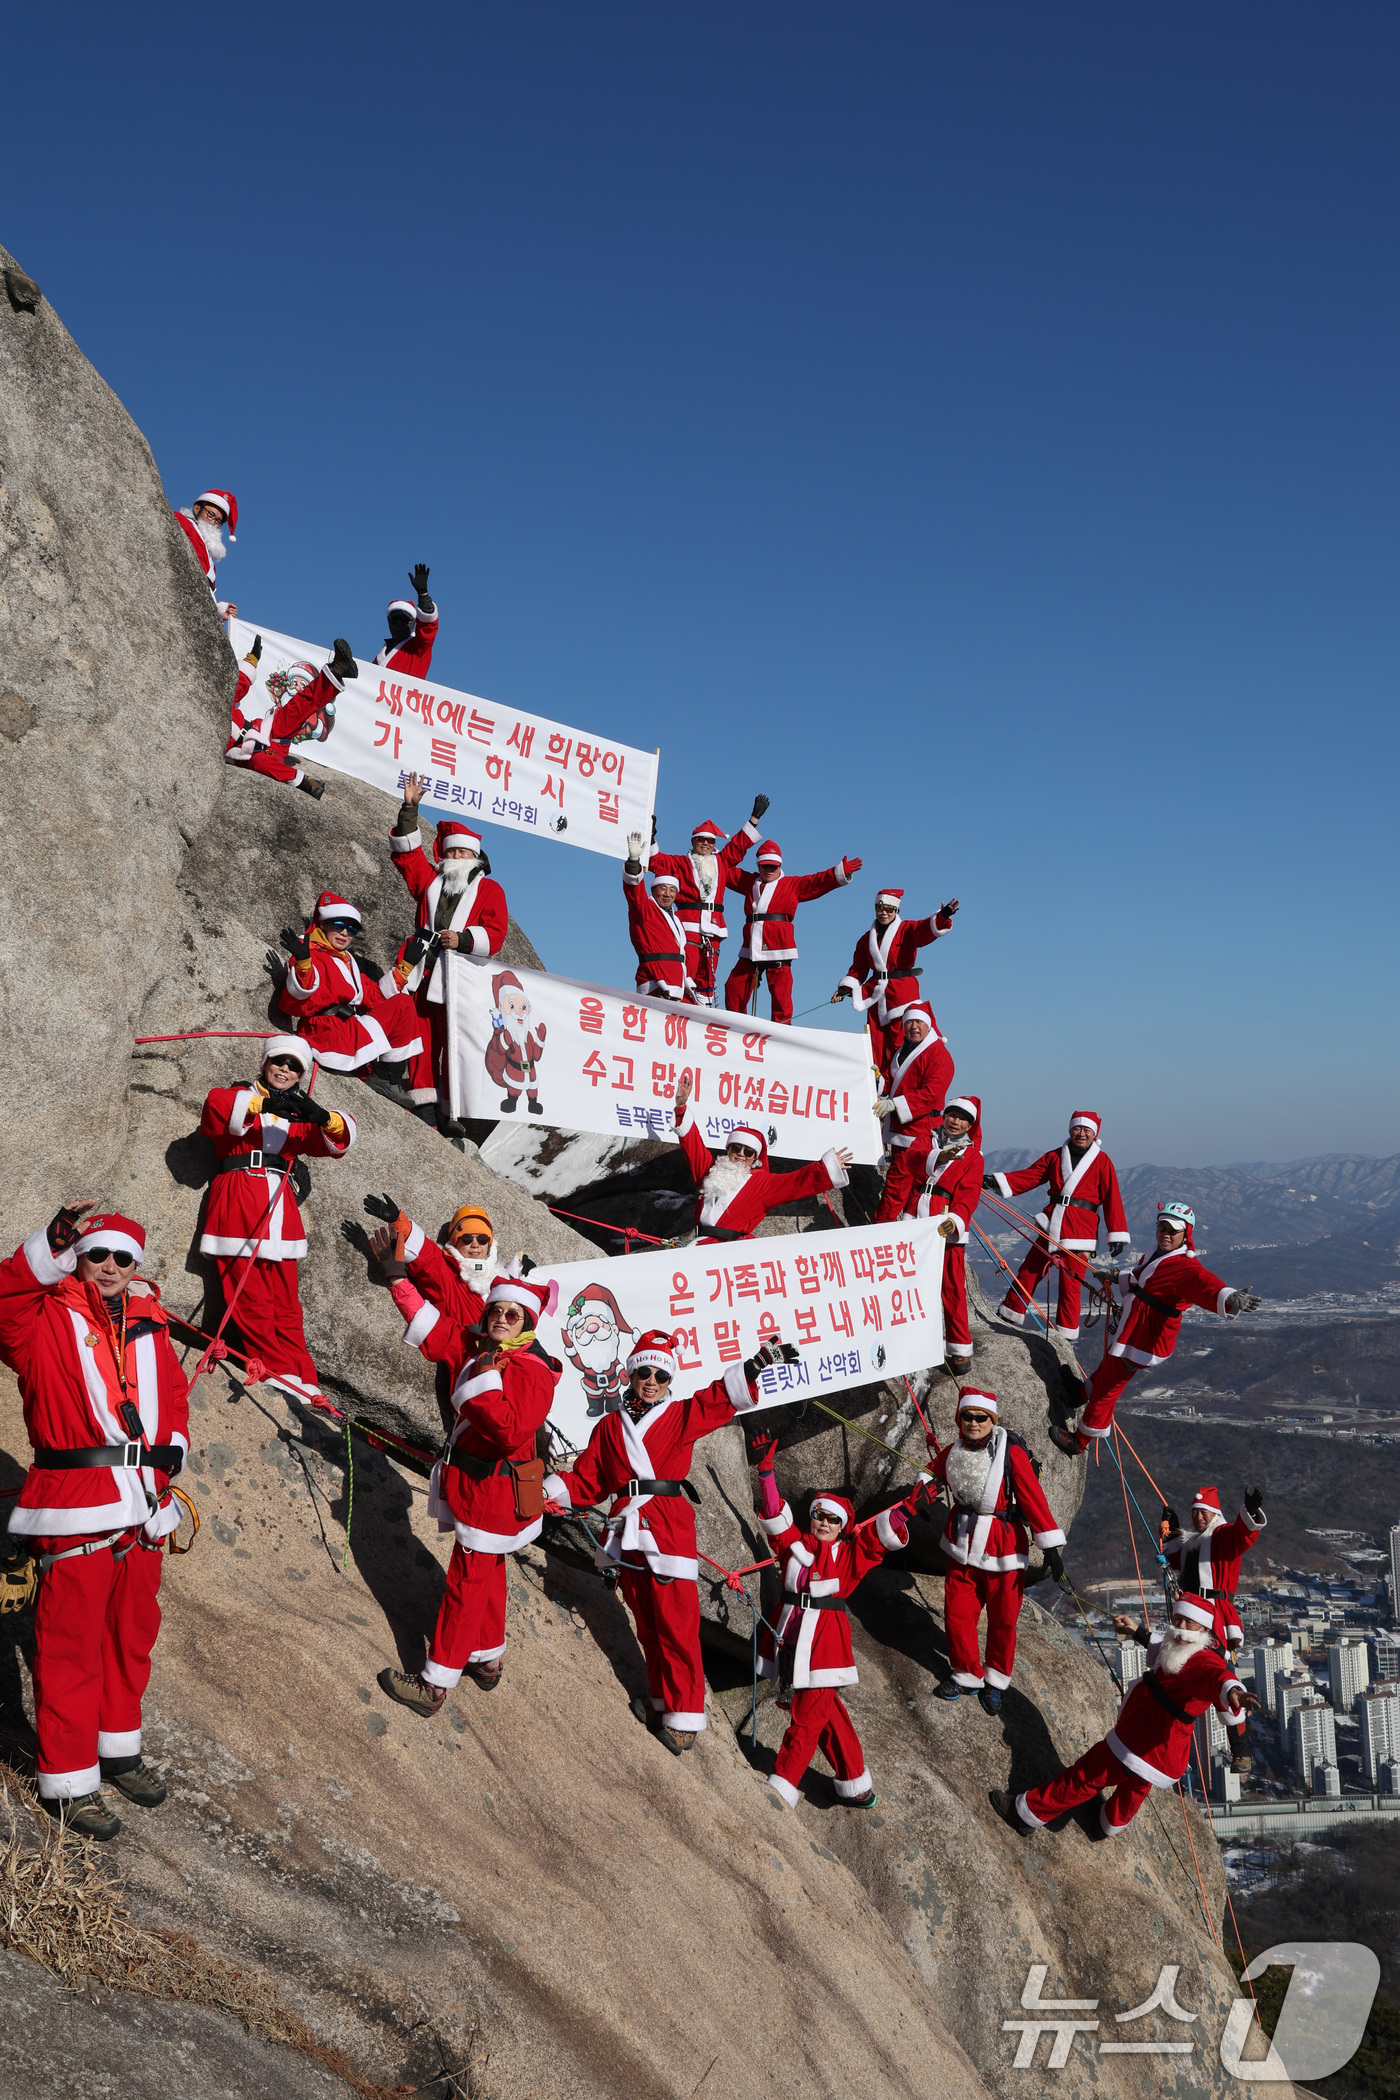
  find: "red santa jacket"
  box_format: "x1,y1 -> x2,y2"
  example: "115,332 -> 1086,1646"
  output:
390,1226 -> 492,1356
675,1103 -> 848,1243
914,1128 -> 985,1240
173,509 -> 228,613
623,867 -> 691,999
544,1363 -> 760,1579
278,936 -> 424,1073
758,1488 -> 909,1688
374,603 -> 439,677
648,821 -> 760,944
0,1231 -> 189,1541
839,909 -> 954,1025
1108,1247 -> 1236,1368
198,1086 -> 356,1261
880,1024 -> 953,1157
731,858 -> 859,964
1106,1633 -> 1246,1788
388,826 -> 509,1002
927,1428 -> 1066,1574
414,1322 -> 562,1554
1165,1509 -> 1264,1644
991,1140 -> 1130,1255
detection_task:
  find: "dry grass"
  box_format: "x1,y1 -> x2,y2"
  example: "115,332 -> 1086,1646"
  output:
0,1761 -> 425,2096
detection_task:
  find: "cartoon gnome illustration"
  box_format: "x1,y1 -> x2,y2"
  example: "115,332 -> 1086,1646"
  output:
561,1281 -> 635,1414
485,969 -> 546,1115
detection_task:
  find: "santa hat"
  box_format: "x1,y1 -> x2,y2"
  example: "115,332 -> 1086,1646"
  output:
809,1492 -> 853,1530
564,1281 -> 631,1333
447,1205 -> 494,1246
262,1033 -> 315,1075
901,1001 -> 936,1029
955,1387 -> 998,1421
315,891 -> 361,926
1170,1592 -> 1216,1631
492,969 -> 524,1005
1069,1110 -> 1101,1136
756,840 -> 783,866
943,1095 -> 980,1126
484,1259 -> 559,1329
650,868 -> 680,892
194,490 -> 237,539
435,821 -> 482,861
626,1329 -> 679,1379
875,889 -> 904,908
1158,1200 -> 1196,1248
725,1123 -> 769,1166
386,597 -> 419,624
1191,1485 -> 1223,1519
74,1212 -> 146,1265
691,819 -> 727,842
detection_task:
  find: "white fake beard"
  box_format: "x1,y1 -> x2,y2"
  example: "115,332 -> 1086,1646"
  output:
945,1440 -> 994,1508
693,855 -> 717,902
1156,1625 -> 1211,1678
566,1323 -> 620,1370
439,857 -> 478,896
192,515 -> 226,564
702,1157 -> 753,1207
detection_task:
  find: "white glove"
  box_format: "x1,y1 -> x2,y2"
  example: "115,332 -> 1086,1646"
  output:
873,1096 -> 894,1118
626,830 -> 645,860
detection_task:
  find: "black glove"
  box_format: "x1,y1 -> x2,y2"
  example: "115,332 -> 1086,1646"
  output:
46,1205 -> 86,1254
410,562 -> 432,607
1245,1485 -> 1265,1524
327,637 -> 358,683
363,1192 -> 402,1225
403,927 -> 441,970
248,633 -> 263,664
1042,1546 -> 1064,1584
1161,1504 -> 1181,1535
981,1174 -> 998,1191
519,1255 -> 537,1276
743,1338 -> 800,1382
266,1087 -> 330,1127
285,928 -> 313,965
751,793 -> 770,820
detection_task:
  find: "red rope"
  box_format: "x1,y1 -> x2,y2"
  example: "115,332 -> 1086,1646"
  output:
135,1031 -> 278,1044
698,1548 -> 779,1592
545,1204 -> 668,1249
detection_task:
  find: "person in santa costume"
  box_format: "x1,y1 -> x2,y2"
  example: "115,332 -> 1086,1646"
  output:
671,1070 -> 852,1244
377,1264 -> 562,1711
363,1195 -> 498,1312
388,773 -> 510,1139
1050,1202 -> 1260,1454
833,888 -> 960,1087
906,1097 -> 984,1375
993,1592 -> 1259,1837
225,634 -> 359,801
623,833 -> 692,1000
198,1037 -> 356,1414
375,564 -> 439,676
871,1001 -> 957,1223
0,1203 -> 189,1840
753,1436 -> 911,1807
543,1329 -> 786,1753
724,841 -> 863,1026
986,1111 -> 1131,1342
1161,1480 -> 1266,1770
918,1388 -> 1065,1713
173,488 -> 238,619
647,799 -> 768,1004
277,892 -> 433,1118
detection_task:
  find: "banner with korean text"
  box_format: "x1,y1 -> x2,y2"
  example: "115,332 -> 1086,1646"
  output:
529,1218 -> 946,1452
227,619 -> 657,860
443,954 -> 882,1164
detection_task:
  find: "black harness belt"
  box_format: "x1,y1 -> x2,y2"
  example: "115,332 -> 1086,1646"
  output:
1130,1279 -> 1182,1317
782,1590 -> 848,1615
622,1477 -> 700,1502
1142,1671 -> 1192,1725
445,1451 -> 515,1478
34,1442 -> 184,1474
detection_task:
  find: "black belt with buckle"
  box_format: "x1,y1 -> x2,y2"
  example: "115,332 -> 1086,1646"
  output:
34,1442 -> 184,1473
623,1477 -> 700,1503
445,1451 -> 514,1478
214,1152 -> 287,1176
782,1589 -> 848,1615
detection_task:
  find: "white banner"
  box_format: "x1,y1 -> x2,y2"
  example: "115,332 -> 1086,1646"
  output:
227,619 -> 657,860
530,1219 -> 946,1452
443,954 -> 882,1164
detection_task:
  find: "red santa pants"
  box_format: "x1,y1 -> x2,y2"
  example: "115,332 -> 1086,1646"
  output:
300,992 -> 432,1095
32,1532 -> 163,1799
217,1254 -> 323,1405
874,1143 -> 933,1223
1017,1738 -> 1153,1834
620,1565 -> 707,1731
423,1544 -> 507,1685
226,673 -> 336,786
769,1688 -> 870,1804
1077,1353 -> 1139,1444
1001,1238 -> 1087,1338
724,960 -> 794,1026
942,1244 -> 971,1362
943,1560 -> 1026,1690
686,936 -> 722,1005
866,1015 -> 902,1089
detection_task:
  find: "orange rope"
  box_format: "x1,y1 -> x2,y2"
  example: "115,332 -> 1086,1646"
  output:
1176,1769 -> 1221,1947
1114,1427 -> 1151,1621
1112,1419 -> 1170,1508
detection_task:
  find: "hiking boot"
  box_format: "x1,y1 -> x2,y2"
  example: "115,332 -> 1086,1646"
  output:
362,1064 -> 412,1105
437,1108 -> 467,1140
844,1787 -> 878,1809
296,773 -> 325,799
630,1695 -> 661,1732
1060,1363 -> 1088,1410
978,1687 -> 1003,1716
935,1680 -> 965,1702
464,1659 -> 503,1692
411,1102 -> 438,1128
990,1788 -> 1033,1836
1231,1753 -> 1253,1774
100,1757 -> 167,1808
41,1791 -> 121,1842
1047,1421 -> 1086,1457
378,1667 -> 446,1717
657,1725 -> 698,1756
328,637 -> 358,683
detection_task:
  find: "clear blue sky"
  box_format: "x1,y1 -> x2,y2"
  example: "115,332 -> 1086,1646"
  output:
5,5 -> 1396,1166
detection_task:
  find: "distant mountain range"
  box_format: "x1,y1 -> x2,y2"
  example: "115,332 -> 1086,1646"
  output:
983,1150 -> 1400,1299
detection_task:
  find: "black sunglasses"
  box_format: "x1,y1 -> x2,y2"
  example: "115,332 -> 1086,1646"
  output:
83,1248 -> 135,1268
635,1367 -> 672,1384
453,1232 -> 493,1248
323,919 -> 357,934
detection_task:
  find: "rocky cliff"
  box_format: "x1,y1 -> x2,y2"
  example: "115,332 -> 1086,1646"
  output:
0,245 -> 1272,2099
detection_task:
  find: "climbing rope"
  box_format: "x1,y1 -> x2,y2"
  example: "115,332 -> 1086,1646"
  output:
543,1204 -> 673,1250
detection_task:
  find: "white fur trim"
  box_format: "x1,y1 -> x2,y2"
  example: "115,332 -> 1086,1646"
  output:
760,1503 -> 795,1536
450,1516 -> 543,1554
833,1768 -> 873,1798
389,828 -> 421,855
36,1764 -> 102,1800
768,1774 -> 800,1806
1031,1526 -> 1067,1548
992,1173 -> 1013,1199
822,1148 -> 849,1191
875,1506 -> 907,1551
1218,1286 -> 1236,1316
316,901 -> 361,924
23,1229 -> 74,1287
951,1667 -> 985,1688
723,1360 -> 757,1411
1105,1727 -> 1177,1789
97,1729 -> 142,1758
280,965 -> 318,1002
542,1471 -> 569,1509
1014,1791 -> 1047,1828
403,1302 -> 440,1349
662,1709 -> 707,1732
1099,1801 -> 1132,1836
420,1659 -> 463,1688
